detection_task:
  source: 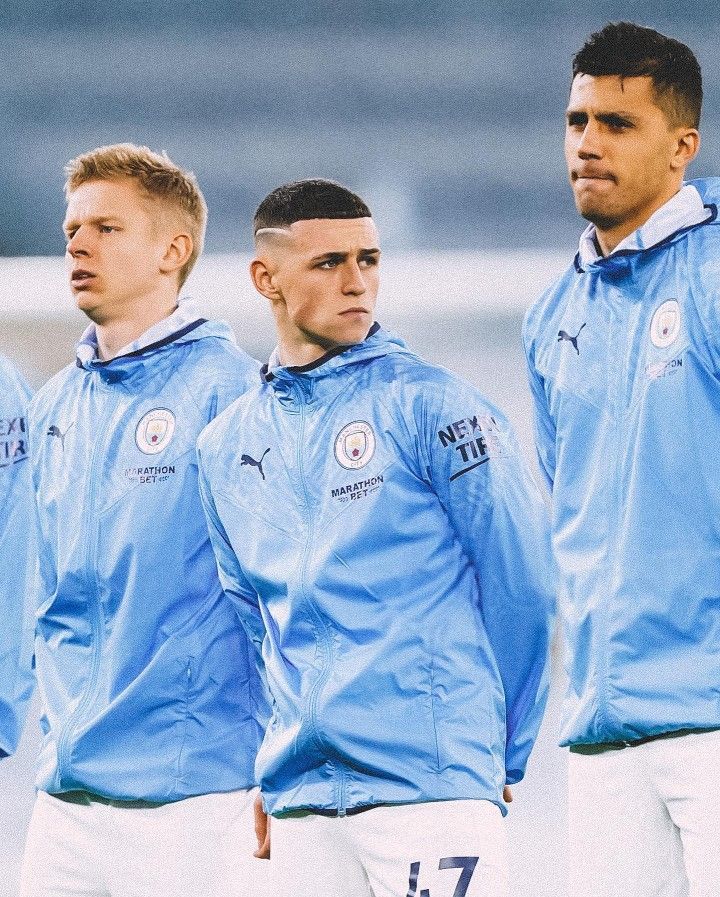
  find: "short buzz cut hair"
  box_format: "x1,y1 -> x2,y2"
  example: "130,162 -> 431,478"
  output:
572,22 -> 702,129
64,143 -> 208,287
253,178 -> 371,236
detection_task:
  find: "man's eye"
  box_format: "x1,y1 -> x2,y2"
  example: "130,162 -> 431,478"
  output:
99,225 -> 116,233
359,256 -> 378,268
318,259 -> 339,269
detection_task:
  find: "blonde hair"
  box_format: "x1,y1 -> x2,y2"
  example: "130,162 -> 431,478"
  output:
64,143 -> 208,287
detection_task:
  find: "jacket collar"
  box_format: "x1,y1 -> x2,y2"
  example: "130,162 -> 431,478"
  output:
76,297 -> 206,370
262,322 -> 385,382
261,323 -> 411,405
73,297 -> 240,386
576,184 -> 713,273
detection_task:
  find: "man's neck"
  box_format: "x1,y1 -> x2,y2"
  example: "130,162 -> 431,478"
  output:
594,184 -> 684,256
276,334 -> 340,368
94,297 -> 179,360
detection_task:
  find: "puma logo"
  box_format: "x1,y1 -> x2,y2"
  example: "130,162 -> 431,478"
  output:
557,323 -> 587,355
240,448 -> 270,480
47,422 -> 75,451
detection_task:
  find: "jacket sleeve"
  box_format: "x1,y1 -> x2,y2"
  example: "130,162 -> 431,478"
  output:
0,368 -> 35,758
196,443 -> 266,658
418,377 -> 555,784
523,328 -> 557,493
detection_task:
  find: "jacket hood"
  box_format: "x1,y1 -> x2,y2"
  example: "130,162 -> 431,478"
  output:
262,323 -> 413,400
575,180 -> 718,277
75,298 -> 237,383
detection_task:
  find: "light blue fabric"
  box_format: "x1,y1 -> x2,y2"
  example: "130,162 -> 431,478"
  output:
523,178 -> 720,746
28,303 -> 268,800
197,325 -> 554,817
0,355 -> 34,758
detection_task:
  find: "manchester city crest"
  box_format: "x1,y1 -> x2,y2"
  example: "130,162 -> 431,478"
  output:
650,299 -> 681,349
135,408 -> 176,455
334,421 -> 376,470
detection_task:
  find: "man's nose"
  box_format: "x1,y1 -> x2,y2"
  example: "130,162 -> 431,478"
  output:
66,227 -> 90,257
576,121 -> 602,159
342,261 -> 366,295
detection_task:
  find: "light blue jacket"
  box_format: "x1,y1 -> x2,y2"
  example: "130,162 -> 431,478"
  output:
524,179 -> 720,746
0,355 -> 34,758
197,325 -> 553,817
29,302 -> 267,800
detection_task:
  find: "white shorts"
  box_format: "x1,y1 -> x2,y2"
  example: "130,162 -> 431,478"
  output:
270,798 -> 508,897
569,728 -> 720,897
20,786 -> 269,897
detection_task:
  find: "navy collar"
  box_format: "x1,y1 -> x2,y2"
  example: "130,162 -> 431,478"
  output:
575,185 -> 713,272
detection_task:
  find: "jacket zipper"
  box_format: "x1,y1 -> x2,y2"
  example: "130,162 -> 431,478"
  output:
55,393 -> 113,786
292,381 -> 346,816
595,290 -> 626,739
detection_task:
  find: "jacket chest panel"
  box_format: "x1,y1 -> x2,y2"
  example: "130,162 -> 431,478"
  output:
35,387 -> 206,522
543,283 -> 694,430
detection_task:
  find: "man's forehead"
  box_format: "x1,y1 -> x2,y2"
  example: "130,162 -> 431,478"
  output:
284,216 -> 378,250
568,73 -> 656,108
64,177 -> 151,221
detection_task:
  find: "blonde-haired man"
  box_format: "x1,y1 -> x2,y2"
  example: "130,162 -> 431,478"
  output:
22,144 -> 268,897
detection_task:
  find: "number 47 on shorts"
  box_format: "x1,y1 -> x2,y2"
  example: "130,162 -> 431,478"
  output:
406,856 -> 479,897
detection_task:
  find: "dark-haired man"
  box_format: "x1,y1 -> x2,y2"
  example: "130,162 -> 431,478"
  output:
198,179 -> 554,897
0,355 -> 33,760
524,22 -> 720,897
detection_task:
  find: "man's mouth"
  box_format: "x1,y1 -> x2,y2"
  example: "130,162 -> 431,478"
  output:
71,270 -> 96,288
572,170 -> 616,184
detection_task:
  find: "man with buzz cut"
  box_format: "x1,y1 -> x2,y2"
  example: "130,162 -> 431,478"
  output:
524,21 -> 720,897
197,178 -> 554,897
22,144 -> 268,897
0,355 -> 34,761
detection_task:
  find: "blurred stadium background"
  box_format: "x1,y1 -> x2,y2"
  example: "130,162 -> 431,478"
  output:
2,2 -> 718,895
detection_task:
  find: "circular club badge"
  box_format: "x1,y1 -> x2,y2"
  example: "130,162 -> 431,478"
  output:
135,408 -> 176,455
334,421 -> 376,470
650,299 -> 681,349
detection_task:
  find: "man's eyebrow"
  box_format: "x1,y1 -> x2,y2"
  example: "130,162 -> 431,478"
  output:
309,248 -> 381,262
596,111 -> 637,124
566,106 -> 637,123
62,215 -> 121,233
309,250 -> 348,262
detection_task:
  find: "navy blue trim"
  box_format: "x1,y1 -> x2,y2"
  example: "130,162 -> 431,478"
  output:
0,455 -> 28,469
78,319 -> 208,368
263,322 -> 381,382
575,204 -> 718,273
287,344 -> 356,374
449,457 -> 489,481
297,803 -> 381,817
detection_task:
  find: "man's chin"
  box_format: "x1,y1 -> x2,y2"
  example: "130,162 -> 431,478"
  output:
336,324 -> 373,347
74,291 -> 104,321
575,198 -> 619,232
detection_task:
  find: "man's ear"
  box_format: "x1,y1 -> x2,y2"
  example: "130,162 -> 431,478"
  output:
250,257 -> 282,301
671,127 -> 700,171
160,232 -> 193,277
